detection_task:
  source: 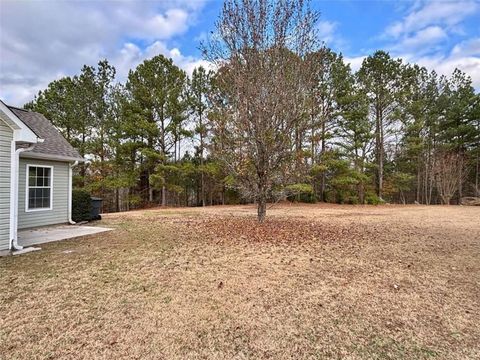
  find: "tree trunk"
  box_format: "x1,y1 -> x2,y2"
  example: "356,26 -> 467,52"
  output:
458,154 -> 464,204
310,111 -> 318,201
356,155 -> 365,204
424,151 -> 429,204
196,181 -> 200,206
441,195 -> 451,205
257,170 -> 267,222
377,137 -> 384,199
358,182 -> 365,204
201,170 -> 205,206
476,121 -> 480,197
149,184 -> 153,203
319,119 -> 326,202
161,186 -> 166,206
476,148 -> 479,197
173,137 -> 177,163
115,187 -> 120,212
310,112 -> 315,165
416,157 -> 421,204
375,105 -> 384,199
200,113 -> 206,207
257,195 -> 266,223
126,188 -> 130,211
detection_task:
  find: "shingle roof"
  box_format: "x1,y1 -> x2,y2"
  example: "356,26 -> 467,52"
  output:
8,106 -> 83,161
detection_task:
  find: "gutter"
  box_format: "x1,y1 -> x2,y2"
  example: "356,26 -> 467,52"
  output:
10,142 -> 39,250
68,161 -> 79,224
20,152 -> 85,163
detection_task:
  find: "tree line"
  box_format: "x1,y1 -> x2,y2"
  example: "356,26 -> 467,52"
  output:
25,0 -> 480,219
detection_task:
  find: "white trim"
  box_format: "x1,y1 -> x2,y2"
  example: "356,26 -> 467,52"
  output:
9,141 -> 16,247
25,164 -> 54,212
0,100 -> 39,143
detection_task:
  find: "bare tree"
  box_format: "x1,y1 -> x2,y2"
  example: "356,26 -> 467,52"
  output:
203,0 -> 319,222
434,151 -> 466,205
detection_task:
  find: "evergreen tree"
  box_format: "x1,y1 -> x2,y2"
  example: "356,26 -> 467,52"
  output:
334,69 -> 373,203
125,54 -> 188,205
358,51 -> 404,200
189,66 -> 214,206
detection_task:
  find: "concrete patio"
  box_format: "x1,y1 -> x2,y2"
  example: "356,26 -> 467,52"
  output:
18,224 -> 113,248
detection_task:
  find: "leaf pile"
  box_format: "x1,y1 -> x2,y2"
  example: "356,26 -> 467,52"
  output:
175,216 -> 375,246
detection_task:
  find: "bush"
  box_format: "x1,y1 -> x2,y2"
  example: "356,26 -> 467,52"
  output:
298,192 -> 316,203
365,193 -> 385,205
344,195 -> 359,205
285,183 -> 316,203
324,190 -> 358,204
128,194 -> 143,208
72,189 -> 92,222
225,188 -> 242,205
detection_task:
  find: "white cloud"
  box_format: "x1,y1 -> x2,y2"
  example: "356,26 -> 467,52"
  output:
412,54 -> 480,89
0,1 -> 208,106
381,1 -> 480,58
391,26 -> 447,53
114,7 -> 191,40
316,19 -> 349,51
379,0 -> 480,89
317,20 -> 337,44
382,40 -> 480,89
344,56 -> 366,72
451,37 -> 480,57
347,51 -> 480,91
151,42 -> 213,75
113,41 -> 213,79
385,0 -> 479,38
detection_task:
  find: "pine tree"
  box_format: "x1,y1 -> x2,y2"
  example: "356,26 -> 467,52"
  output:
189,66 -> 214,206
358,51 -> 403,200
125,55 -> 187,205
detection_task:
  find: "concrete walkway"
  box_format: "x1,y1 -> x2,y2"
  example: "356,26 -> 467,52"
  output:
18,225 -> 113,247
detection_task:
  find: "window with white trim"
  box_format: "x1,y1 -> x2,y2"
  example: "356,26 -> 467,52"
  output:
27,165 -> 53,211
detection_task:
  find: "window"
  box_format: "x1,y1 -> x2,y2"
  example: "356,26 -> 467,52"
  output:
26,165 -> 53,211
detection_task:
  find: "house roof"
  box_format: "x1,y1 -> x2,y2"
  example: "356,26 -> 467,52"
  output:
0,100 -> 39,143
8,106 -> 83,162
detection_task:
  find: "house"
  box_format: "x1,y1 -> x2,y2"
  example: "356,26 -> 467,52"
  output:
0,100 -> 83,252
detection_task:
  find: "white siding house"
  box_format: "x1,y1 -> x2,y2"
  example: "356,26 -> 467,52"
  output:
0,100 -> 83,252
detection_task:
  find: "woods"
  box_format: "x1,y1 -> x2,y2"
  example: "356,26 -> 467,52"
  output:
24,0 -> 480,221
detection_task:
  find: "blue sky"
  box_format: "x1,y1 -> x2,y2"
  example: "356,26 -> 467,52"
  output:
1,0 -> 479,106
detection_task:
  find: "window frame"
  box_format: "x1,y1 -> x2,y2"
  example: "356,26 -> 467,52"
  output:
25,164 -> 54,212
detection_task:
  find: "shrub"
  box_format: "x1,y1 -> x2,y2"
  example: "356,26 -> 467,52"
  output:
344,195 -> 359,205
72,189 -> 92,222
299,192 -> 316,203
128,194 -> 142,208
365,193 -> 385,205
285,183 -> 315,203
225,188 -> 242,205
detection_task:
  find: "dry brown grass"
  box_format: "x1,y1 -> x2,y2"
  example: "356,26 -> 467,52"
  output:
1,203 -> 479,359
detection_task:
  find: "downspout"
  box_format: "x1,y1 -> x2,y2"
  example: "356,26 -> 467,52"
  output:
68,161 -> 79,224
10,143 -> 37,250
8,141 -> 16,249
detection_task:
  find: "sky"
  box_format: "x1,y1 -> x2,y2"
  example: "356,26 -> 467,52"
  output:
1,0 -> 479,107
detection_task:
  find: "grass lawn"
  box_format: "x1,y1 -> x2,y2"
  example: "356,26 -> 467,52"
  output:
1,204 -> 479,359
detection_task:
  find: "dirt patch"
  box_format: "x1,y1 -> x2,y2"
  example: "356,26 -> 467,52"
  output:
1,204 -> 479,359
